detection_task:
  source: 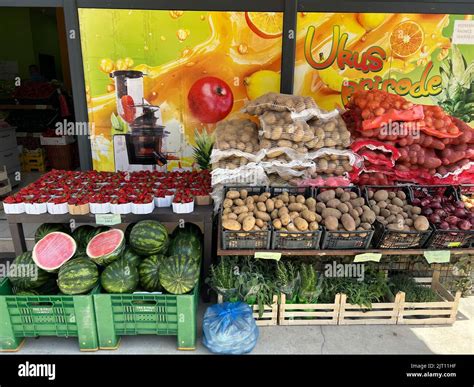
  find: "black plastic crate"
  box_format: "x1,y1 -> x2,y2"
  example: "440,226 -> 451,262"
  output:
270,186 -> 312,197
272,228 -> 322,250
221,228 -> 271,250
364,185 -> 433,249
426,226 -> 474,249
409,185 -> 457,202
223,185 -> 268,197
320,227 -> 374,249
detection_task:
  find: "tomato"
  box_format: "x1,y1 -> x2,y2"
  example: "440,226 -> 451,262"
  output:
187,77 -> 234,123
120,95 -> 136,123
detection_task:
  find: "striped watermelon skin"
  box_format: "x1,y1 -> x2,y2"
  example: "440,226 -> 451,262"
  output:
130,220 -> 169,256
101,258 -> 139,294
72,225 -> 96,250
167,234 -> 202,263
123,247 -> 142,267
138,254 -> 165,291
35,223 -> 69,243
58,258 -> 99,295
86,229 -> 125,266
159,255 -> 199,295
8,251 -> 53,290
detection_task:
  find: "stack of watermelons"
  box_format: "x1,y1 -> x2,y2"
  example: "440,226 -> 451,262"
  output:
7,220 -> 202,297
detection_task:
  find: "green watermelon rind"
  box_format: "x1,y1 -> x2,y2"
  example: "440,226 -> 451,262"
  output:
159,255 -> 199,295
129,220 -> 169,256
72,225 -> 96,249
138,254 -> 165,292
122,247 -> 142,267
101,258 -> 139,294
57,257 -> 99,295
8,251 -> 53,290
32,232 -> 77,272
86,229 -> 125,266
35,223 -> 69,243
167,234 -> 202,263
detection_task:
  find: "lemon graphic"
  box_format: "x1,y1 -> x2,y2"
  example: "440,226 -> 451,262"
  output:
357,13 -> 386,31
317,66 -> 347,92
244,70 -> 281,100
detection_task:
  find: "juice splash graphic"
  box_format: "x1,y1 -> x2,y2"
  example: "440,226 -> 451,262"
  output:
80,10 -> 283,171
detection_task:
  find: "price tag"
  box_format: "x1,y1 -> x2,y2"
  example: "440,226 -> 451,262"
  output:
353,253 -> 382,263
424,250 -> 451,264
95,214 -> 121,226
254,252 -> 281,261
447,241 -> 462,248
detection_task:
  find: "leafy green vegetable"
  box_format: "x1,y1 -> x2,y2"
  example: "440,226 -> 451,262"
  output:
389,274 -> 439,302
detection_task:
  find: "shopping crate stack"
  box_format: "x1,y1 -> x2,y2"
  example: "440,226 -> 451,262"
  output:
21,148 -> 47,172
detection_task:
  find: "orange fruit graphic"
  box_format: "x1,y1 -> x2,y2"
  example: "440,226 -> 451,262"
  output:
390,21 -> 424,58
245,12 -> 283,39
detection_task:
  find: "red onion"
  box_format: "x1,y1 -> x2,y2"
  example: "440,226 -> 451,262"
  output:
454,208 -> 467,219
446,216 -> 460,226
429,214 -> 441,224
439,222 -> 450,230
422,207 -> 433,216
457,220 -> 471,231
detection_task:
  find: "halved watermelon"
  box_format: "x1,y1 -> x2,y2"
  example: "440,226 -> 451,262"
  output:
86,229 -> 124,266
32,232 -> 77,272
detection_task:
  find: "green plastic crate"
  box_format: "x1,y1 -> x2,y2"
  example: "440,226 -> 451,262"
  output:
94,283 -> 199,351
0,277 -> 99,352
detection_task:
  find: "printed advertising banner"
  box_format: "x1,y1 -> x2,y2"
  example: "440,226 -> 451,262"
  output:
79,9 -> 283,171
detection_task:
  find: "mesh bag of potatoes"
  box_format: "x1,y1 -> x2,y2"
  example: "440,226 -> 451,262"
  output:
315,187 -> 376,234
308,149 -> 363,178
221,189 -> 321,236
262,160 -> 314,186
306,114 -> 351,150
243,92 -> 333,121
211,154 -> 256,170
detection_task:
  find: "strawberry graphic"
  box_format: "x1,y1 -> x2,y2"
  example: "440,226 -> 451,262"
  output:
120,95 -> 136,123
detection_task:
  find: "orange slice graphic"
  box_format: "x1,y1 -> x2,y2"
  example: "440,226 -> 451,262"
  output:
245,12 -> 283,39
390,21 -> 424,58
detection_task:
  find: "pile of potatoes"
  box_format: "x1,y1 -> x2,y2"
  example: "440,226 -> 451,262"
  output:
221,189 -> 320,235
244,93 -> 317,116
367,189 -> 430,232
312,154 -> 354,177
307,116 -> 351,149
212,156 -> 251,170
214,119 -> 259,153
315,188 -> 376,234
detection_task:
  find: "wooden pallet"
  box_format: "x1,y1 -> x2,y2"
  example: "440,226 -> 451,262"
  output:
217,294 -> 278,326
338,292 -> 402,325
397,272 -> 461,325
278,293 -> 341,325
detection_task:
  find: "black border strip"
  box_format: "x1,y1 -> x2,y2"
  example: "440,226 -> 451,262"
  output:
280,0 -> 298,94
298,0 -> 474,14
76,0 -> 285,12
0,0 -> 63,6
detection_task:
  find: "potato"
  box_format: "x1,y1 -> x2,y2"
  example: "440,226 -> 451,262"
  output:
233,198 -> 245,206
227,212 -> 238,220
247,203 -> 255,211
289,203 -> 304,212
361,209 -> 376,224
239,189 -> 248,199
405,218 -> 414,227
305,197 -> 316,210
349,208 -> 359,219
349,192 -> 358,199
289,211 -> 299,220
360,222 -> 372,230
314,213 -> 322,223
296,195 -> 306,204
252,195 -> 259,202
372,205 -> 380,216
386,215 -> 397,224
255,211 -> 271,221
289,195 -> 296,204
274,199 -> 284,209
322,208 -> 342,219
339,192 -> 351,202
411,206 -> 422,215
280,213 -> 291,226
301,209 -> 317,222
245,197 -> 254,206
414,215 -> 429,231
242,216 -> 256,231
309,221 -> 319,231
325,216 -> 339,231
316,202 -> 326,214
233,205 -> 249,215
255,218 -> 264,228
253,226 -> 261,231
387,204 -> 402,214
294,217 -> 309,231
341,213 -> 356,231
387,223 -> 403,231
388,192 -> 396,199
258,192 -> 271,202
336,203 -> 349,214
226,190 -> 240,199
257,202 -> 267,212
391,197 -> 404,207
273,218 -> 282,230
326,198 -> 341,208
377,201 -> 388,209
317,190 -> 335,202
368,190 -> 374,199
380,208 -> 391,218
237,212 -> 249,223
350,198 -> 365,208
223,198 -> 233,208
266,199 -> 275,212
355,207 -> 364,216
223,207 -> 231,215
286,223 -> 298,233
271,209 -> 279,220
223,219 -> 241,231
373,190 -> 388,202
397,191 -> 406,200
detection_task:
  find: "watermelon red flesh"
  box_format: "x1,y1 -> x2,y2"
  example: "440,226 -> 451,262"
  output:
87,229 -> 123,257
32,232 -> 77,272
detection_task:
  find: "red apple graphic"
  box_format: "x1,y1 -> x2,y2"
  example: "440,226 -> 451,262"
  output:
188,77 -> 234,123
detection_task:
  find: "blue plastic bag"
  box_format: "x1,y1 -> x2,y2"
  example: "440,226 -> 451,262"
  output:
202,301 -> 259,354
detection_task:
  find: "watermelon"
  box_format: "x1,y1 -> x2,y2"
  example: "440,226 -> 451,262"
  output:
129,220 -> 169,256
86,229 -> 124,266
167,236 -> 202,263
138,254 -> 165,292
159,255 -> 199,295
123,247 -> 142,267
8,251 -> 53,289
72,225 -> 96,250
85,226 -> 111,245
124,222 -> 136,244
35,223 -> 69,243
101,258 -> 139,294
36,277 -> 59,295
58,258 -> 99,295
14,289 -> 40,296
32,232 -> 77,272
171,222 -> 202,239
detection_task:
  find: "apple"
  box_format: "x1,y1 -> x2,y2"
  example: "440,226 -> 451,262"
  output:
188,77 -> 233,123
